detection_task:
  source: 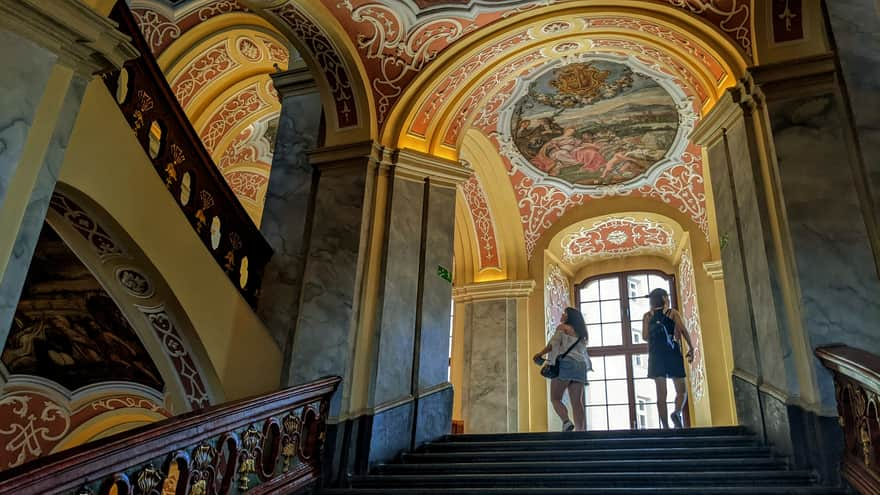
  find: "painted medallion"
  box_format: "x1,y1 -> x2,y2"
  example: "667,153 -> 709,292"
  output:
510,60 -> 680,187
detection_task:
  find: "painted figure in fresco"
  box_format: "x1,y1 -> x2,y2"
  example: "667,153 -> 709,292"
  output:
531,127 -> 643,182
643,288 -> 697,429
533,307 -> 592,432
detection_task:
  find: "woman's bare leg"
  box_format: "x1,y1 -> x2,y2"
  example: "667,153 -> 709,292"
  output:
550,379 -> 570,425
654,378 -> 669,429
673,377 -> 688,423
567,381 -> 586,431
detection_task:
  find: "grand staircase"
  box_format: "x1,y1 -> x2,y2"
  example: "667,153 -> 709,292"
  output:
323,426 -> 844,494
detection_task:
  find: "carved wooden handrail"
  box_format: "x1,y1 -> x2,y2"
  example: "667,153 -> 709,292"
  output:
101,1 -> 273,306
0,376 -> 341,495
816,345 -> 880,495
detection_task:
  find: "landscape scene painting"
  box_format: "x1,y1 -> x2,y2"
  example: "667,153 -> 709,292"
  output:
511,60 -> 679,186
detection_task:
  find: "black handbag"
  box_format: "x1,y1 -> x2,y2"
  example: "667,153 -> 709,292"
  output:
540,338 -> 581,379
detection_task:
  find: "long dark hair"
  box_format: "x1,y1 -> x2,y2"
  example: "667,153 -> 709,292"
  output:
649,288 -> 668,309
564,307 -> 588,340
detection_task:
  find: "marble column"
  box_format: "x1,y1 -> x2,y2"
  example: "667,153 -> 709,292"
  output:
288,144 -> 469,483
692,56 -> 869,483
453,281 -> 535,434
0,1 -> 136,349
257,67 -> 322,380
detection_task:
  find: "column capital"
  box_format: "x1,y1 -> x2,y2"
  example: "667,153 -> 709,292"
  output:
271,66 -> 318,99
381,148 -> 472,188
702,260 -> 724,280
0,0 -> 138,76
750,53 -> 837,102
453,280 -> 536,302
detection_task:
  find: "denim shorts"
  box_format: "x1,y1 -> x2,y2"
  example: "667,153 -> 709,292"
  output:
556,357 -> 588,384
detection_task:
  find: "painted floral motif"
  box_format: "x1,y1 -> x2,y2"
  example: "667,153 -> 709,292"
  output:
544,263 -> 570,341
560,217 -> 675,263
170,41 -> 239,110
199,84 -> 266,154
460,175 -> 500,270
677,248 -> 706,400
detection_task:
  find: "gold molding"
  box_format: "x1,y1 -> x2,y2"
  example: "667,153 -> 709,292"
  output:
702,260 -> 724,280
271,66 -> 318,99
690,88 -> 744,147
0,0 -> 138,75
453,280 -> 536,302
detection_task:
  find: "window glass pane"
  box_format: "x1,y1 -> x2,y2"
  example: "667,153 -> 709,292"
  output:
590,356 -> 606,380
586,324 -> 602,348
599,277 -> 619,300
628,296 -> 650,322
606,379 -> 630,405
608,405 -> 630,430
605,355 -> 627,379
648,274 -> 670,293
627,275 -> 648,298
634,378 -> 658,403
602,323 -> 623,346
583,302 -> 601,324
581,281 -> 600,302
631,320 -> 644,345
631,354 -> 649,379
600,300 -> 621,322
587,380 -> 607,405
586,406 -> 609,431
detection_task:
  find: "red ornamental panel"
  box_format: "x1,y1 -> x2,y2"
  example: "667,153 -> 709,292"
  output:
560,217 -> 675,263
460,176 -> 500,270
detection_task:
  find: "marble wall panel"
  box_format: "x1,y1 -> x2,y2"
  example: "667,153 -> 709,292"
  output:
725,121 -> 791,393
368,400 -> 414,467
732,375 -> 764,437
373,177 -> 424,406
824,0 -> 880,210
418,185 -> 456,391
760,390 -> 794,456
258,91 -> 322,363
462,299 -> 518,433
0,31 -> 56,206
415,385 -> 453,446
707,141 -> 760,376
770,94 -> 880,408
0,70 -> 87,347
290,164 -> 369,414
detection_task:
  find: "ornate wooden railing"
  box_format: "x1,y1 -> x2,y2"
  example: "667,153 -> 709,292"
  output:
0,377 -> 340,495
816,345 -> 880,495
101,2 -> 272,306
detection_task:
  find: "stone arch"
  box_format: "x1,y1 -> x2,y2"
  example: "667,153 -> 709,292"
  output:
43,183 -> 224,413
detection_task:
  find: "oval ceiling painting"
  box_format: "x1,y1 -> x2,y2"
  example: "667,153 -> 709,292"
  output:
510,60 -> 680,187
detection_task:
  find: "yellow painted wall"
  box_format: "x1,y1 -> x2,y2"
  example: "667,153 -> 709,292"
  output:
58,79 -> 282,400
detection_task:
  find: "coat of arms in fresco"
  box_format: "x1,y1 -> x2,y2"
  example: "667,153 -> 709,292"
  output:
511,60 -> 679,187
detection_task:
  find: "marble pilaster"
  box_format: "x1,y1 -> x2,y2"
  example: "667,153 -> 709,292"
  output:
257,67 -> 322,380
0,3 -> 136,350
454,281 -> 534,434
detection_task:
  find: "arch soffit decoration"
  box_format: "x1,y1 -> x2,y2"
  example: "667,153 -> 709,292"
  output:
130,0 -> 375,145
42,183 -> 224,413
379,2 -> 751,283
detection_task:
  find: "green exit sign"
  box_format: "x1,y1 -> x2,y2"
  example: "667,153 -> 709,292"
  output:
437,265 -> 452,283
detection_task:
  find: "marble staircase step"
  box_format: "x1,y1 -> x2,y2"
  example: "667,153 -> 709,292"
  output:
441,426 -> 746,442
401,445 -> 774,463
419,435 -> 760,452
347,471 -> 817,489
321,487 -> 845,494
377,457 -> 787,474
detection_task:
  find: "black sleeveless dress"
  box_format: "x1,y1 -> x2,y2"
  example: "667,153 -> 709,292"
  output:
646,309 -> 686,379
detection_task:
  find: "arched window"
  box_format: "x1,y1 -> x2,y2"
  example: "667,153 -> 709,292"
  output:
576,270 -> 686,430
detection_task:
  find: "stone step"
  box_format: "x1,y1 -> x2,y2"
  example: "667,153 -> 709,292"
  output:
377,457 -> 787,474
323,487 -> 845,495
402,445 -> 775,463
348,471 -> 817,489
442,426 -> 747,443
420,435 -> 760,452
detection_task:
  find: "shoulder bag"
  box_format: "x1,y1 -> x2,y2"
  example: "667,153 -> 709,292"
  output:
540,337 -> 581,379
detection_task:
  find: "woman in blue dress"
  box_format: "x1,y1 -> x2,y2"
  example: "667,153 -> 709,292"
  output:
643,288 -> 697,429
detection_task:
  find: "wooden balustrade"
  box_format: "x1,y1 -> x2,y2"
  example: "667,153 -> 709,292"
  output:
0,377 -> 340,495
101,1 -> 273,306
816,345 -> 880,495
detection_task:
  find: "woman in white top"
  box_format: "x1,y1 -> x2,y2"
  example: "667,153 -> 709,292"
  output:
533,307 -> 591,431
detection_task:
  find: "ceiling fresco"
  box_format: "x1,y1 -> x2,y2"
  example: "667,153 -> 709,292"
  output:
506,58 -> 689,189
559,216 -> 676,265
1,226 -> 164,393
